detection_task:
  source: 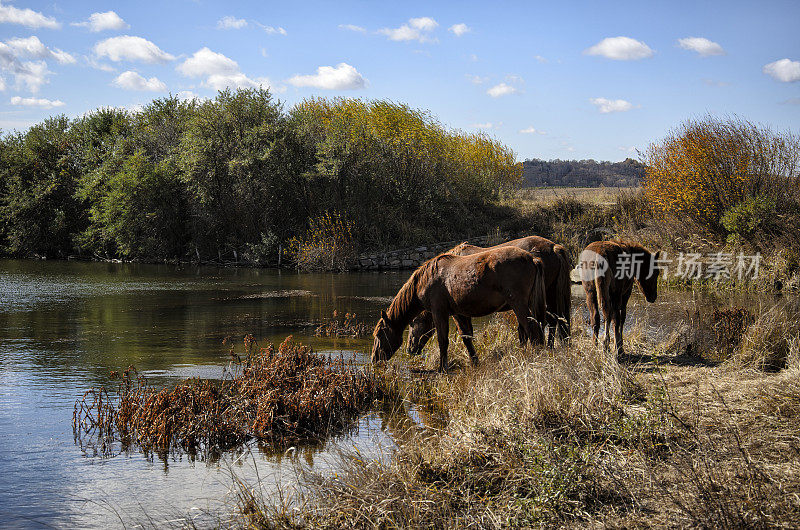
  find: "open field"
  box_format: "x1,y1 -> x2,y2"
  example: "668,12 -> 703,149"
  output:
514,186 -> 640,206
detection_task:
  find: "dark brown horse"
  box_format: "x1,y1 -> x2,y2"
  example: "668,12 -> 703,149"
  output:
372,246 -> 547,372
579,240 -> 661,357
406,236 -> 572,355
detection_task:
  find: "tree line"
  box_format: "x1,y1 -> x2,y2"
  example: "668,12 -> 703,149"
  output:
522,157 -> 645,188
0,90 -> 520,264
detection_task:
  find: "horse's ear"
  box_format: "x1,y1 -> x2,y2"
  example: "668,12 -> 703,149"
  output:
381,310 -> 389,321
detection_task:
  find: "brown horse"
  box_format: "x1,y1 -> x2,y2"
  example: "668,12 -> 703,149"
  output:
372,246 -> 547,372
406,236 -> 572,355
579,240 -> 661,357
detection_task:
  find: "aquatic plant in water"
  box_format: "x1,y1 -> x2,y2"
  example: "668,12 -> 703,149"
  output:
73,336 -> 380,459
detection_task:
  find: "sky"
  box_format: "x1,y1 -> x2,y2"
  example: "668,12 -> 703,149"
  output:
0,0 -> 798,161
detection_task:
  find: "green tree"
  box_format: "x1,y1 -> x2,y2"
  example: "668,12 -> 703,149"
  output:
1,116 -> 85,257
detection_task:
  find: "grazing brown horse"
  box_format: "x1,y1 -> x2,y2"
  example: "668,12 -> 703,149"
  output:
406,236 -> 572,355
372,246 -> 547,372
579,240 -> 661,357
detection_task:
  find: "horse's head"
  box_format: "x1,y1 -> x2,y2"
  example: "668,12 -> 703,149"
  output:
371,310 -> 402,363
407,312 -> 435,356
637,250 -> 662,303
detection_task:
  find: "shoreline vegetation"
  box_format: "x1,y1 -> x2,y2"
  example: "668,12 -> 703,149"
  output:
2,91 -> 798,291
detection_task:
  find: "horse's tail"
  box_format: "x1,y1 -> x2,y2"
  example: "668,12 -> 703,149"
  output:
530,258 -> 548,343
553,244 -> 573,342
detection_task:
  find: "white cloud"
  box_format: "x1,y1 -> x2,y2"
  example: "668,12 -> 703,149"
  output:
217,16 -> 247,30
486,82 -> 519,97
112,70 -> 166,91
519,126 -> 545,135
466,74 -> 487,85
589,97 -> 636,113
10,95 -> 64,109
177,47 -> 238,77
379,17 -> 438,43
584,36 -> 654,60
73,11 -> 128,32
0,41 -> 52,92
288,63 -> 366,90
0,2 -> 59,29
339,24 -> 366,33
618,146 -> 636,153
471,122 -> 499,129
14,60 -> 50,92
93,35 -> 175,63
449,23 -> 470,36
0,76 -> 5,90
763,58 -> 800,83
534,55 -> 547,64
204,72 -> 271,91
4,36 -> 75,64
781,97 -> 800,105
469,53 -> 478,62
84,55 -> 114,72
260,25 -> 287,35
177,47 -> 271,92
177,90 -> 207,102
677,37 -> 725,57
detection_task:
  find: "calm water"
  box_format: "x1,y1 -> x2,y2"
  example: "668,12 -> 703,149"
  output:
0,260 -> 410,528
0,259 -> 784,528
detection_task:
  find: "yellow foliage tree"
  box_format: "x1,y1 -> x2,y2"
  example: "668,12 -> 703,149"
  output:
643,117 -> 799,235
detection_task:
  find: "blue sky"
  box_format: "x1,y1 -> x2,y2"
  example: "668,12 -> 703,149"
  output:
1,0 -> 798,161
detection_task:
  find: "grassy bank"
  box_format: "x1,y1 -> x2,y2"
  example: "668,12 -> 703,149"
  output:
232,307 -> 800,528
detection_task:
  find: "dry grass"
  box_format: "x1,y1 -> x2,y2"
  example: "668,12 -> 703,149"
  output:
230,309 -> 800,528
314,310 -> 370,338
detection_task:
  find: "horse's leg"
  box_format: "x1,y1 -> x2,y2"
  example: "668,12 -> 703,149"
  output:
453,314 -> 479,366
510,297 -> 542,347
615,308 -> 626,358
545,289 -> 557,348
584,284 -> 599,346
616,289 -> 631,358
431,310 -> 450,373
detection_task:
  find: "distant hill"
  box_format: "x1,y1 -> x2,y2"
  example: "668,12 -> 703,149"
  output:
521,158 -> 645,187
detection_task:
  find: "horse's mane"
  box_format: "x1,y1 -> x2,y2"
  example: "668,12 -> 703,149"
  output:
448,241 -> 471,254
385,255 -> 443,323
603,239 -> 654,256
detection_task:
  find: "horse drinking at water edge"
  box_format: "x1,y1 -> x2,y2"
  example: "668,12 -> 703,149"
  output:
372,246 -> 547,372
406,235 -> 573,355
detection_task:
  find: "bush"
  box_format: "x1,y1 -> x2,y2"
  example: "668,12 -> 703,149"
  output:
643,117 -> 799,240
288,211 -> 357,271
720,193 -> 776,244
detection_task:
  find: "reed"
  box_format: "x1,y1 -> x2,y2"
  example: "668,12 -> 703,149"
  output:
74,336 -> 381,458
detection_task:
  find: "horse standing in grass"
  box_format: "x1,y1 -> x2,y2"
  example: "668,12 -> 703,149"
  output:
579,240 -> 662,357
372,246 -> 547,372
406,236 -> 573,355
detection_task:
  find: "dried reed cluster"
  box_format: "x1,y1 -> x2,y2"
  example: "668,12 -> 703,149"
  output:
74,336 -> 380,458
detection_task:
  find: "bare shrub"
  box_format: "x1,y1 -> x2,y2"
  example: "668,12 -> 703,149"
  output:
287,211 -> 356,272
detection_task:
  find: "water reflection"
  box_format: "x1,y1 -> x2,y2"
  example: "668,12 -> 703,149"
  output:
0,260 -> 406,528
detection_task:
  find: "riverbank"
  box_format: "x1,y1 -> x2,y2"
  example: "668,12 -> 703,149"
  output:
235,306 -> 800,528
